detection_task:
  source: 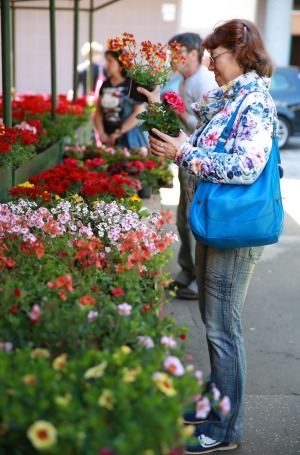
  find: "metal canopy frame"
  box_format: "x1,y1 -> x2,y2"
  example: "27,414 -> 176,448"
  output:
1,0 -> 123,126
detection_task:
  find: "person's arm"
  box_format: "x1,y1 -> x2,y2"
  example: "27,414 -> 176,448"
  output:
149,92 -> 276,186
175,92 -> 276,185
94,97 -> 109,144
108,102 -> 147,145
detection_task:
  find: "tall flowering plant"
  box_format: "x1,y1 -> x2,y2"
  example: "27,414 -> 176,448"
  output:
107,33 -> 184,88
136,92 -> 185,137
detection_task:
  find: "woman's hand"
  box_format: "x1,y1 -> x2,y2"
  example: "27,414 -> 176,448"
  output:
136,85 -> 161,104
149,129 -> 187,161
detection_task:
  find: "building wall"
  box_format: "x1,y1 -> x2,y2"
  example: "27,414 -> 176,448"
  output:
0,0 -> 181,94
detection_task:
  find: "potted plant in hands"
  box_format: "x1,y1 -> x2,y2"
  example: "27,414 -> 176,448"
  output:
136,91 -> 186,138
107,33 -> 184,102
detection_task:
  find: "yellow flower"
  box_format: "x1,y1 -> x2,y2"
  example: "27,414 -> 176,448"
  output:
55,194 -> 61,200
120,345 -> 132,355
52,353 -> 67,371
27,421 -> 58,450
22,375 -> 37,386
72,194 -> 84,204
122,366 -> 142,383
55,393 -> 72,407
131,205 -> 137,211
182,424 -> 195,438
98,389 -> 114,410
130,194 -> 141,203
91,199 -> 100,205
152,372 -> 177,396
84,361 -> 107,379
30,348 -> 50,359
18,181 -> 35,188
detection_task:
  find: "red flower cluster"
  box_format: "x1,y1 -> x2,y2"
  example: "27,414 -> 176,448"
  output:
27,159 -> 141,198
1,94 -> 88,121
162,92 -> 186,114
9,184 -> 51,202
0,120 -> 43,154
74,238 -> 106,269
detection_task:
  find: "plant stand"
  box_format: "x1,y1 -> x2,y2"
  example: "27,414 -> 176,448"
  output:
0,166 -> 13,203
13,142 -> 63,186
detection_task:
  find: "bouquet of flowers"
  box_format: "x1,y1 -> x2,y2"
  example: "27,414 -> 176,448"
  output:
107,33 -> 184,101
136,91 -> 185,137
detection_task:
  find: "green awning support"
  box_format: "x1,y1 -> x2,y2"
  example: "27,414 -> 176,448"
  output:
49,0 -> 57,120
72,0 -> 79,100
87,0 -> 94,93
1,0 -> 12,127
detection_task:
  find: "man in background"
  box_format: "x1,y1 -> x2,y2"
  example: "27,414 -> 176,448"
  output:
77,41 -> 106,95
168,32 -> 217,300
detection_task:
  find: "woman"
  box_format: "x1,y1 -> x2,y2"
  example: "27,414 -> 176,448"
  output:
94,50 -> 147,148
138,19 -> 277,453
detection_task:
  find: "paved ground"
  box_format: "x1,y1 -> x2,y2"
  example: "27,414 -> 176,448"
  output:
146,140 -> 300,454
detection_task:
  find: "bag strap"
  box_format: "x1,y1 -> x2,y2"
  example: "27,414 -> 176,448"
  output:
213,91 -> 283,177
214,93 -> 249,152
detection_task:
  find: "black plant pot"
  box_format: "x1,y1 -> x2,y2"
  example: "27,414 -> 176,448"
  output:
129,80 -> 155,103
138,185 -> 152,199
149,130 -> 179,140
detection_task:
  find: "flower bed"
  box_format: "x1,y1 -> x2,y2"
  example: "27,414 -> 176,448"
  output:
0,192 -> 229,453
64,143 -> 174,192
0,101 -> 230,452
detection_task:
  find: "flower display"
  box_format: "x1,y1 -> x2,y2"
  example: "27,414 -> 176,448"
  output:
137,91 -> 186,137
107,32 -> 184,87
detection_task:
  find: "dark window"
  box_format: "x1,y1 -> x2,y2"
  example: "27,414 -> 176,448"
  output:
294,0 -> 300,10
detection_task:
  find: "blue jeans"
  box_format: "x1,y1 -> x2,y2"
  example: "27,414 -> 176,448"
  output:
195,243 -> 264,443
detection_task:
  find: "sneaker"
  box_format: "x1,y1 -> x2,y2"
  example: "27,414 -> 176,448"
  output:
185,433 -> 238,454
183,410 -> 208,425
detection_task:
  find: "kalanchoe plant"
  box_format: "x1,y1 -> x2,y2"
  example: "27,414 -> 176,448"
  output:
136,91 -> 186,137
107,33 -> 184,87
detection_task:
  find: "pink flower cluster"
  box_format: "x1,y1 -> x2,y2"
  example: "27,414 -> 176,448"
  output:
162,92 -> 186,114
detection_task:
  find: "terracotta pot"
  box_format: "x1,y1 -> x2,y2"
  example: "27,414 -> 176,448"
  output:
129,79 -> 154,103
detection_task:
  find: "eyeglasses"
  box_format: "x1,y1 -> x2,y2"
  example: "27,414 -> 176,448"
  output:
209,50 -> 231,64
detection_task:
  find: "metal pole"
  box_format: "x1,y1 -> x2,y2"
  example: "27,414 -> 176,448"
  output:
72,0 -> 79,100
1,0 -> 12,127
87,0 -> 94,93
49,0 -> 57,120
11,4 -> 16,92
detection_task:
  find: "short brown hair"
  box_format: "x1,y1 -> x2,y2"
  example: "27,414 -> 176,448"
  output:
202,19 -> 274,77
168,33 -> 204,64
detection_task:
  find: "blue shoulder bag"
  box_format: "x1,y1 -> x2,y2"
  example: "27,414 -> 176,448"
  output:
188,95 -> 284,249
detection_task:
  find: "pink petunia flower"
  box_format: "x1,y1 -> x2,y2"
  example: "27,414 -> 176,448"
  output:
196,397 -> 211,419
117,303 -> 132,316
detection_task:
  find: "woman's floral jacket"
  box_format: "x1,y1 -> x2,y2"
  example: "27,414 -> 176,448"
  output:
174,71 -> 278,185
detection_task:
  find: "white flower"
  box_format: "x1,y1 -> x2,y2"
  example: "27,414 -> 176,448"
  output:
163,355 -> 185,376
161,335 -> 177,348
137,336 -> 154,349
196,397 -> 211,419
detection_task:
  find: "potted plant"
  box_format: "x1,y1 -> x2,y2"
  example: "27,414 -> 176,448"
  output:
136,91 -> 186,138
107,33 -> 184,102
